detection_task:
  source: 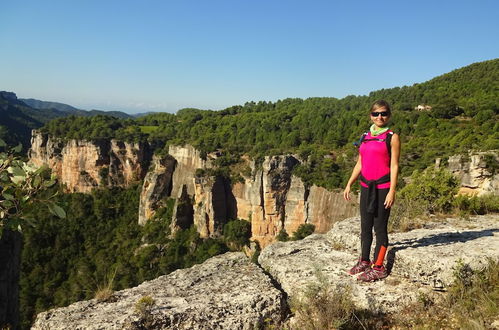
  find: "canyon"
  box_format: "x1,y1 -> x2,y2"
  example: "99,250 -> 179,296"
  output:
29,131 -> 358,246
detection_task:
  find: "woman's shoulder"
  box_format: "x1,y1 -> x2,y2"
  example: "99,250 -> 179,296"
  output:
387,130 -> 399,138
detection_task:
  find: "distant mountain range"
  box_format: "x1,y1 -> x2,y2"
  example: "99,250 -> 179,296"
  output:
0,92 -> 143,149
20,98 -> 133,119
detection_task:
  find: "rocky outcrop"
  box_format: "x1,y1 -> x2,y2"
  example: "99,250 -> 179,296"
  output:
191,175 -> 236,238
139,151 -> 357,246
307,185 -> 358,233
168,145 -> 214,198
443,151 -> 499,196
170,185 -> 194,235
32,252 -> 286,330
30,133 -> 358,245
259,214 -> 499,315
29,131 -> 150,193
32,215 -> 499,329
232,156 -> 300,247
138,155 -> 176,225
233,156 -> 357,246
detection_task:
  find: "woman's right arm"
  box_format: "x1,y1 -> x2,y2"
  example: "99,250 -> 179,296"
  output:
343,154 -> 361,201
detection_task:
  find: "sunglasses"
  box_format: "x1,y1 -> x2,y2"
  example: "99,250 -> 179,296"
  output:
371,111 -> 390,117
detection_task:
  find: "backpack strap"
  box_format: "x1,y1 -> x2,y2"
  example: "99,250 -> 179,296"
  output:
353,132 -> 368,147
385,131 -> 393,159
355,130 -> 394,159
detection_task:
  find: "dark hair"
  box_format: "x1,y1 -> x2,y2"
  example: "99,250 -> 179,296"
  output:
369,100 -> 392,114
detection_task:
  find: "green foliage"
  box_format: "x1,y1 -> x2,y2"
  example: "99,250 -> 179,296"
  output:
399,167 -> 459,214
0,139 -> 65,236
454,194 -> 499,215
395,258 -> 499,328
135,295 -> 156,316
292,224 -> 315,240
448,258 -> 499,327
276,229 -> 289,242
223,219 -> 251,250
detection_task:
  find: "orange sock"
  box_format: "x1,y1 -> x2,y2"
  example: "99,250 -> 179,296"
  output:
374,245 -> 387,267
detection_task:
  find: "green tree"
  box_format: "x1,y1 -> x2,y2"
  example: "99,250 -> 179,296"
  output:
223,219 -> 251,250
292,224 -> 315,240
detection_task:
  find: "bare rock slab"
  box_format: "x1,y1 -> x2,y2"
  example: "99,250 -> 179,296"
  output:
327,215 -> 499,288
259,215 -> 499,314
32,253 -> 286,330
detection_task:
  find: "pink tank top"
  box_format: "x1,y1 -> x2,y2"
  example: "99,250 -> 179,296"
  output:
359,130 -> 391,189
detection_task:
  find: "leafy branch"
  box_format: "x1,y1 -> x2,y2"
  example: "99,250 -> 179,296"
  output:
0,139 -> 65,237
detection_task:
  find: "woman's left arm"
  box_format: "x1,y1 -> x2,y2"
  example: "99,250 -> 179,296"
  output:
384,133 -> 401,208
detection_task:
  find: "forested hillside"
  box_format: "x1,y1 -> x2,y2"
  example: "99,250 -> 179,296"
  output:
40,59 -> 499,188
0,92 -> 132,150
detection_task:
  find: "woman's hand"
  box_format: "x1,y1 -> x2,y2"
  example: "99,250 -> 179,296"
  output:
343,185 -> 352,201
384,190 -> 396,209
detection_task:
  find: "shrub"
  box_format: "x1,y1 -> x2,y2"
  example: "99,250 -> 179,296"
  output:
276,229 -> 289,242
223,219 -> 251,250
393,258 -> 499,328
399,167 -> 459,214
134,295 -> 156,328
454,194 -> 499,215
290,269 -> 383,329
292,224 -> 315,240
388,196 -> 428,233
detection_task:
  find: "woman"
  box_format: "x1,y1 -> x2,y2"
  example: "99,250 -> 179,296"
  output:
343,100 -> 400,282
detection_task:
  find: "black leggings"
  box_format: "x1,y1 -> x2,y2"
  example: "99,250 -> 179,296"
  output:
360,186 -> 390,262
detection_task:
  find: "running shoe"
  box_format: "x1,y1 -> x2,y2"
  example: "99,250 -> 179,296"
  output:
348,259 -> 372,275
357,265 -> 388,282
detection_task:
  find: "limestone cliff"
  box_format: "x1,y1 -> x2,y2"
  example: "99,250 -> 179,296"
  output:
29,131 -> 150,193
443,151 -> 499,196
29,132 -> 358,245
232,156 -> 357,246
138,155 -> 176,225
139,150 -> 357,246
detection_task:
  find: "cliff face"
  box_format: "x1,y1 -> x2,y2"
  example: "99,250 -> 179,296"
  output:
445,151 -> 499,196
138,149 -> 357,245
29,131 -> 150,193
29,132 -> 358,245
138,155 -> 176,225
231,156 -> 358,246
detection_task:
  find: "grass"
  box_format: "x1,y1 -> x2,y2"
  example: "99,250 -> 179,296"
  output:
390,258 -> 499,329
389,193 -> 499,233
94,267 -> 118,302
289,259 -> 499,329
139,126 -> 159,134
290,269 -> 387,330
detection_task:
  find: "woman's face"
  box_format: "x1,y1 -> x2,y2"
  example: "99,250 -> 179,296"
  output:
370,106 -> 390,128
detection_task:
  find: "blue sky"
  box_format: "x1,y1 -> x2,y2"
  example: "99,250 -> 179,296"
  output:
1,1 -> 498,114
